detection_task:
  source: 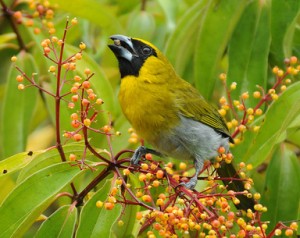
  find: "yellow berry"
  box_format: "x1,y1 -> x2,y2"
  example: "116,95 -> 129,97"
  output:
230,82 -> 237,90
253,91 -> 261,98
219,96 -> 227,104
247,108 -> 254,115
71,17 -> 78,25
96,200 -> 103,208
18,84 -> 25,90
48,65 -> 56,73
272,66 -> 279,74
79,42 -> 86,50
253,193 -> 261,200
274,229 -> 282,236
83,118 -> 91,127
179,162 -> 187,170
11,56 -> 17,62
290,222 -> 298,230
255,108 -> 263,116
219,73 -> 227,81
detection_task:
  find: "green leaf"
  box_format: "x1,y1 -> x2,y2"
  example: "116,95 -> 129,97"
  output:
0,162 -> 85,237
1,51 -> 39,158
111,174 -> 141,238
227,1 -> 271,107
0,151 -> 39,178
35,205 -> 77,238
243,82 -> 300,167
48,0 -> 122,34
261,145 -> 300,231
76,180 -> 122,238
270,0 -> 300,66
0,33 -> 16,44
194,0 -> 248,99
17,143 -> 88,183
165,0 -> 208,76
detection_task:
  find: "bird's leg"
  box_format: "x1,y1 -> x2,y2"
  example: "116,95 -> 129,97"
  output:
131,146 -> 162,165
182,159 -> 203,190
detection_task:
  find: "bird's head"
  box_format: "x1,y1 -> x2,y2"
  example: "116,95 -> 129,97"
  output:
108,35 -> 175,81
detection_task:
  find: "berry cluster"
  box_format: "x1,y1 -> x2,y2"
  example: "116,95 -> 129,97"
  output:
218,56 -> 299,143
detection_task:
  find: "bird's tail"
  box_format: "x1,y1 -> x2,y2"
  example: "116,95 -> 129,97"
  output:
217,162 -> 255,211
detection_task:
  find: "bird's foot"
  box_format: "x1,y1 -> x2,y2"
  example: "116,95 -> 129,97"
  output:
178,177 -> 198,190
130,146 -> 162,165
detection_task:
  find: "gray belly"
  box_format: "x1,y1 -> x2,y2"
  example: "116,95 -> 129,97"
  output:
152,116 -> 230,162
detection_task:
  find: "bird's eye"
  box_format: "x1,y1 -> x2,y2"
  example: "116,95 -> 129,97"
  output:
142,47 -> 152,55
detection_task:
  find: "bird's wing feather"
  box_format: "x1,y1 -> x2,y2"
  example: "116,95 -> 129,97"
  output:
175,82 -> 232,139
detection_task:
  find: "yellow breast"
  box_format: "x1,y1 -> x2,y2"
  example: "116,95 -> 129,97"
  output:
118,73 -> 179,144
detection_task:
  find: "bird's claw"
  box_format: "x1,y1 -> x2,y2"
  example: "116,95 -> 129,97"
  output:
130,146 -> 162,165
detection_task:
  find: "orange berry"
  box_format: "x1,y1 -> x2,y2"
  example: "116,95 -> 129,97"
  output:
44,47 -> 51,54
13,11 -> 22,19
241,92 -> 249,99
73,133 -> 82,141
71,120 -> 80,128
142,195 -> 152,202
84,68 -> 91,75
68,102 -> 75,109
145,153 -> 152,160
102,125 -> 111,133
290,56 -> 298,64
75,53 -> 82,60
70,86 -> 78,93
69,153 -> 76,161
71,95 -> 78,102
218,146 -> 226,154
211,220 -> 220,228
123,169 -> 130,175
16,75 -> 24,82
136,212 -> 143,220
81,98 -> 90,106
74,75 -> 82,81
156,170 -> 164,179
82,80 -> 90,89
152,180 -> 160,187
285,229 -> 294,236
135,191 -> 143,198
104,202 -> 114,210
255,108 -> 263,116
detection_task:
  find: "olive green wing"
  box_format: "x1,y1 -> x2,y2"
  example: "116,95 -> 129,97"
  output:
176,82 -> 232,140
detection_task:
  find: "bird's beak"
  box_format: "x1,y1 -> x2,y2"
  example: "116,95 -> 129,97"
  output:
108,34 -> 138,61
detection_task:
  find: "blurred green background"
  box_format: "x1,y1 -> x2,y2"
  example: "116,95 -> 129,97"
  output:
0,0 -> 299,237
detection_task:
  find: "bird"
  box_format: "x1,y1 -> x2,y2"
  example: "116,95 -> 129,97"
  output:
108,34 -> 254,210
